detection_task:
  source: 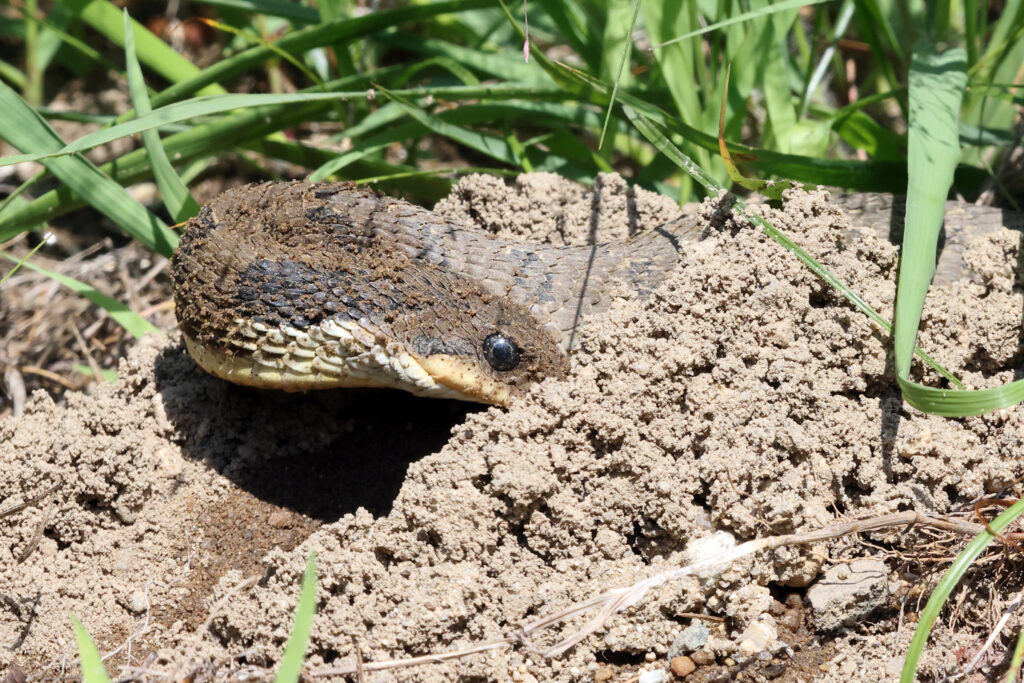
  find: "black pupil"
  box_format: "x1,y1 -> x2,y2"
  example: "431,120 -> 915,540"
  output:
483,334 -> 520,371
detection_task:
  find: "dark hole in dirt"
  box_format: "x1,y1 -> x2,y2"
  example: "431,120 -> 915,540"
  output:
472,472 -> 493,491
415,528 -> 443,549
944,484 -> 961,505
42,529 -> 70,551
511,519 -> 533,557
374,546 -> 394,569
808,288 -> 831,308
626,521 -> 651,563
77,495 -> 103,513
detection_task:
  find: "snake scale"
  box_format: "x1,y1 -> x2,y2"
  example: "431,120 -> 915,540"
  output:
171,181 -> 1023,404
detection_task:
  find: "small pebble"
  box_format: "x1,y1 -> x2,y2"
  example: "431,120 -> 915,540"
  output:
126,591 -> 148,615
638,669 -> 669,683
780,608 -> 801,631
690,649 -> 715,666
268,510 -> 293,528
667,622 -> 709,657
670,656 -> 696,677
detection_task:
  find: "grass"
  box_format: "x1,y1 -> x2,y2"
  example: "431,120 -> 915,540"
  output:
0,0 -> 1022,680
71,552 -> 318,683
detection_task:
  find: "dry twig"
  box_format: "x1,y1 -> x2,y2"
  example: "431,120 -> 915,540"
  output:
963,589 -> 1024,677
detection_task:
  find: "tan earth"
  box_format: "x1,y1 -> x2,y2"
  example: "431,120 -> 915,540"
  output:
3,172 -> 1024,682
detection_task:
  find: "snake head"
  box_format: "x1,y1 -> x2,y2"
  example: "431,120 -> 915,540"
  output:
172,181 -> 569,404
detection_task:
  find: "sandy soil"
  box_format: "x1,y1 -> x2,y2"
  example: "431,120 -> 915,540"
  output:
3,172 -> 1024,682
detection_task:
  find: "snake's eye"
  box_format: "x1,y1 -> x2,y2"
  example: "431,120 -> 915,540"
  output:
482,333 -> 520,371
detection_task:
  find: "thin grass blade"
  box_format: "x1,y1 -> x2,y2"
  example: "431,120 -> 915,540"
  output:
597,0 -> 640,154
70,615 -> 112,683
148,0 -> 493,109
375,85 -> 520,167
61,0 -> 226,96
2,253 -> 160,339
0,81 -> 177,257
901,499 -> 1024,681
195,0 -> 321,24
123,9 -> 199,224
275,552 -> 317,683
73,364 -> 119,383
895,41 -> 966,377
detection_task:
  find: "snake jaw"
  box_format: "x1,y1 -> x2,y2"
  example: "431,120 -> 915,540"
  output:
415,355 -> 512,405
181,316 -> 514,404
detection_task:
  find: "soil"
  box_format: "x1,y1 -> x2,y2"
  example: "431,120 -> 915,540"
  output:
3,172 -> 1024,682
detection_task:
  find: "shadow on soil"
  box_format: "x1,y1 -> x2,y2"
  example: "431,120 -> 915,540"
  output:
152,340 -> 477,522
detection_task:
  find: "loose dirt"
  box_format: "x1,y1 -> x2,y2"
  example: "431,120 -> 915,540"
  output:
3,172 -> 1024,681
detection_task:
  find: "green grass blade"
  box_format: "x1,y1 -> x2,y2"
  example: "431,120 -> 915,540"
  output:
0,80 -> 573,168
0,59 -> 27,89
894,41 -> 967,378
541,1 -> 600,71
70,615 -> 112,683
195,0 -> 321,24
646,0 -> 829,50
847,6 -> 907,119
898,379 -> 1024,417
0,92 -> 365,167
889,40 -> 1024,417
275,552 -> 317,683
901,499 -> 1024,682
73,364 -> 119,383
148,0 -> 493,109
759,7 -> 802,149
598,0 -> 640,154
639,0 -> 708,180
495,6 -> 945,194
123,9 -> 199,224
1,253 -> 160,339
378,34 -> 545,86
0,234 -> 50,286
375,85 -> 520,167
18,4 -> 123,77
1006,624 -> 1024,683
796,0 -> 854,119
0,80 -> 177,257
61,0 -> 226,96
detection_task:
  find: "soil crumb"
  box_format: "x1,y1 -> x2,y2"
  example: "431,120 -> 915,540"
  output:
3,173 -> 1024,681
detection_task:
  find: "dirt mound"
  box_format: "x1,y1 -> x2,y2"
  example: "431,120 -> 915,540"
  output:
3,173 -> 1022,681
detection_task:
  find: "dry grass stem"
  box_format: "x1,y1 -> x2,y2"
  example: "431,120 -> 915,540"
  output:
313,510 -> 997,676
963,589 -> 1024,677
0,482 -> 60,518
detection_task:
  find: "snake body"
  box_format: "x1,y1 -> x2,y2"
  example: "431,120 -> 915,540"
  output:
171,181 -> 1022,404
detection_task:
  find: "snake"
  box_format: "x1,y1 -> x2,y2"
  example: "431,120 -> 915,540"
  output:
170,180 -> 1022,405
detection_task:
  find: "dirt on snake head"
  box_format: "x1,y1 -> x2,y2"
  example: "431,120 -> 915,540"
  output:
3,171 -> 1024,681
